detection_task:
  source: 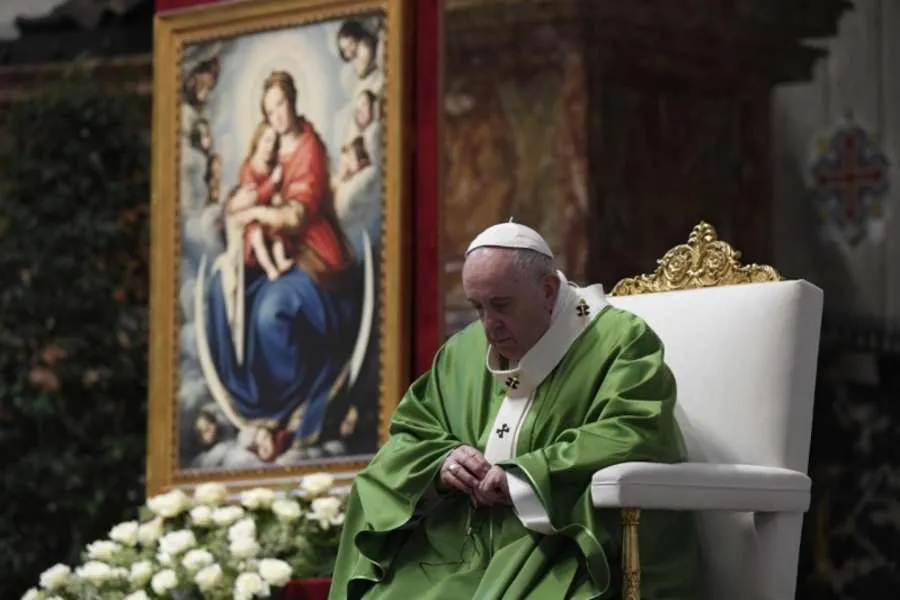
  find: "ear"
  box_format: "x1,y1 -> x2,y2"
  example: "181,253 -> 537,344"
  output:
542,274 -> 561,309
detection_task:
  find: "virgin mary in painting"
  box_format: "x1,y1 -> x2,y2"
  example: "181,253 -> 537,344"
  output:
196,70 -> 363,462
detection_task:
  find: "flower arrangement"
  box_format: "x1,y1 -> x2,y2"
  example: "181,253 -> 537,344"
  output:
22,474 -> 347,600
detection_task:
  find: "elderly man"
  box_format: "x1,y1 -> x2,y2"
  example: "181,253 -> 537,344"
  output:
330,223 -> 704,599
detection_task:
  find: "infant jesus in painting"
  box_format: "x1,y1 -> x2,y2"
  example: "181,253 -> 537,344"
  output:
238,122 -> 294,281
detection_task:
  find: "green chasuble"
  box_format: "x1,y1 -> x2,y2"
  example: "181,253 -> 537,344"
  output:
330,275 -> 705,599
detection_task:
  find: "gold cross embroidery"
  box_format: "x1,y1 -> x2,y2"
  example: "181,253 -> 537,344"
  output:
505,375 -> 519,390
576,299 -> 590,317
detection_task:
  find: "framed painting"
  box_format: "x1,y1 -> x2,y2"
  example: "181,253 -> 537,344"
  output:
147,0 -> 409,495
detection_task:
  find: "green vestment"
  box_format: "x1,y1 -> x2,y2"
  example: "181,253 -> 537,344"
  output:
329,278 -> 705,599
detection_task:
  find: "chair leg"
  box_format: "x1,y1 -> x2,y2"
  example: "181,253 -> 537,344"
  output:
622,508 -> 641,600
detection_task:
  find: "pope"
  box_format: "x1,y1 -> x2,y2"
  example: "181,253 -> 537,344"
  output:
329,223 -> 705,599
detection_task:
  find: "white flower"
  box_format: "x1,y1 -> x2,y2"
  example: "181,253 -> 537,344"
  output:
271,499 -> 302,522
124,592 -> 150,600
230,536 -> 261,559
228,517 -> 256,542
301,473 -> 334,497
156,552 -> 174,567
240,487 -> 277,510
194,563 -> 223,591
46,596 -> 64,600
159,529 -> 197,556
137,518 -> 163,546
212,505 -> 245,527
109,521 -> 139,547
235,571 -> 270,599
190,505 -> 213,527
39,564 -> 71,590
20,588 -> 39,600
86,540 -> 120,561
310,496 -> 344,527
146,489 -> 190,518
75,561 -> 114,586
182,548 -> 215,573
150,569 -> 178,595
258,558 -> 292,587
193,482 -> 229,506
130,560 -> 154,587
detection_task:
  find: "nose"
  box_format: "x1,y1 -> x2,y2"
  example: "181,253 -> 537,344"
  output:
481,312 -> 503,335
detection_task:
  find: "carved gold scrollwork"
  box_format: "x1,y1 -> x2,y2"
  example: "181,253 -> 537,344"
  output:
610,221 -> 782,297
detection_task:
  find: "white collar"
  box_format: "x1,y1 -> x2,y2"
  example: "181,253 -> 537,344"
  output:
485,271 -> 608,393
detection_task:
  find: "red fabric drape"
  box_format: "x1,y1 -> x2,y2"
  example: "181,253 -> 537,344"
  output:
284,578 -> 331,600
412,0 -> 441,376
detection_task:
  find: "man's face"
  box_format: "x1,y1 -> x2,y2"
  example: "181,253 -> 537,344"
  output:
462,248 -> 558,361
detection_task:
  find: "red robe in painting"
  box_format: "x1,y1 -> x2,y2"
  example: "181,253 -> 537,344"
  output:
279,118 -> 353,285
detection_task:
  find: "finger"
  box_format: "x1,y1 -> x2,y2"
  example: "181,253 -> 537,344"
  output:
447,464 -> 480,490
460,453 -> 491,478
443,470 -> 474,494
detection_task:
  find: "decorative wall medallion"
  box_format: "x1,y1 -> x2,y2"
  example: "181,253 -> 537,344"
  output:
808,113 -> 890,246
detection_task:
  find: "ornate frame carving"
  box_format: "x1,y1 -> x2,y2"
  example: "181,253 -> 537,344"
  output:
147,0 -> 410,496
609,221 -> 782,600
610,221 -> 782,297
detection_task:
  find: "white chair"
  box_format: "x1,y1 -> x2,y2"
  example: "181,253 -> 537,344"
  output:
595,222 -> 823,600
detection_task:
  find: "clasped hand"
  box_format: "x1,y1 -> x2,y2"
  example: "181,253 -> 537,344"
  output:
438,445 -> 511,507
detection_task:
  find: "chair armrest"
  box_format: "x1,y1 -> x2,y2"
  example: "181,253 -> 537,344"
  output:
591,462 -> 810,513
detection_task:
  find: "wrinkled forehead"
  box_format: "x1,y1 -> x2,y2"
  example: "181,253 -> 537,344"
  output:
463,249 -> 525,298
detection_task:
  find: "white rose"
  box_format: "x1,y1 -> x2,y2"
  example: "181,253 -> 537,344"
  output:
129,560 -> 154,587
146,489 -> 190,518
212,505 -> 245,527
39,564 -> 71,590
194,563 -> 223,591
159,529 -> 197,556
271,499 -> 302,522
300,473 -> 334,497
124,592 -> 150,600
310,496 -> 344,526
258,558 -> 292,587
190,505 -> 213,527
75,561 -> 113,585
193,482 -> 228,506
86,540 -> 121,561
234,572 -> 269,600
136,518 -> 163,546
108,521 -> 140,547
182,548 -> 214,573
230,536 -> 261,559
150,569 -> 178,595
20,588 -> 39,600
240,487 -> 277,510
228,517 -> 256,542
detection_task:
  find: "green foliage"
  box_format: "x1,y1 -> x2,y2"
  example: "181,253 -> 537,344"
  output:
0,72 -> 151,598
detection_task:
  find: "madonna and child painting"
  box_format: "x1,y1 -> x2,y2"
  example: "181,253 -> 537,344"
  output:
172,11 -> 389,478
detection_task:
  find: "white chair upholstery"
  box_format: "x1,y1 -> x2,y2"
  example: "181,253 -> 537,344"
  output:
596,279 -> 824,600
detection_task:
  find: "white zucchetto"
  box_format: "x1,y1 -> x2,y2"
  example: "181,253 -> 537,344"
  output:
465,222 -> 554,258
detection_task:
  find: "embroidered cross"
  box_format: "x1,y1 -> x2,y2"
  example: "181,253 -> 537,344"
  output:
576,299 -> 590,317
496,423 -> 510,438
505,375 -> 519,390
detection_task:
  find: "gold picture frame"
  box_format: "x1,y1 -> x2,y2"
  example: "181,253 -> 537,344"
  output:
147,0 -> 409,496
